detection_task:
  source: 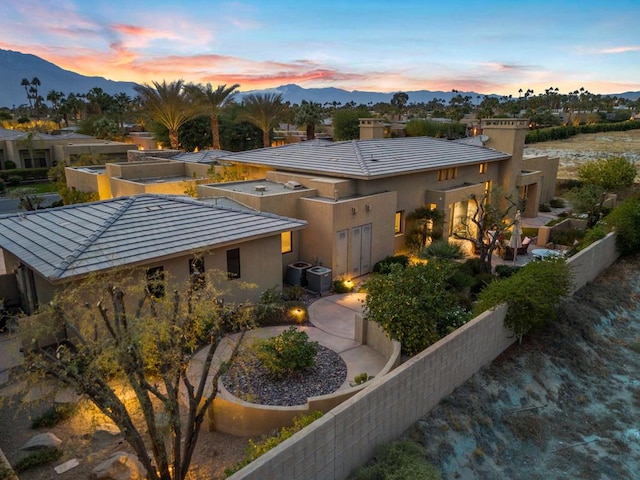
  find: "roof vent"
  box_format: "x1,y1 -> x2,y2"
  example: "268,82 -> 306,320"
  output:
254,185 -> 267,192
284,180 -> 303,190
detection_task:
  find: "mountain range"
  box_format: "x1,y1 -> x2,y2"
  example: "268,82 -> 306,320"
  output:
1,48 -> 639,110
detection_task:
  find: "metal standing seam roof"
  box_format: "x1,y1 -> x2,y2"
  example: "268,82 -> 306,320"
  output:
0,194 -> 306,282
217,136 -> 510,179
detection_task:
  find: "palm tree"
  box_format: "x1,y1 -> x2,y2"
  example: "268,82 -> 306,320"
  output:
294,100 -> 323,140
46,90 -> 65,128
135,80 -> 198,150
185,83 -> 239,150
243,93 -> 287,147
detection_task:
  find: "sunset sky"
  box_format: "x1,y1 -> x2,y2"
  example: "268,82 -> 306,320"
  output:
1,0 -> 639,96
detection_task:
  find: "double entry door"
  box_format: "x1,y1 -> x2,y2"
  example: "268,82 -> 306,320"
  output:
335,223 -> 372,278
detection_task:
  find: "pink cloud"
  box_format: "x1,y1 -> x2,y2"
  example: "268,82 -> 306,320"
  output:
596,46 -> 640,54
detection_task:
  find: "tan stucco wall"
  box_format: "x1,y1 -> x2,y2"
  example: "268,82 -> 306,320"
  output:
523,155 -> 560,204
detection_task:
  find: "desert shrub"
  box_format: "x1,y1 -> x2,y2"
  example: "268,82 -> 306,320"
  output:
31,403 -> 77,428
419,239 -> 464,260
281,285 -> 305,301
538,203 -> 551,212
459,258 -> 483,276
549,198 -> 565,208
474,258 -> 572,343
446,269 -> 476,291
606,196 -> 640,255
470,272 -> 496,295
348,440 -> 441,480
254,286 -> 286,326
14,447 -> 63,473
576,224 -> 608,251
495,265 -> 520,278
256,326 -> 318,379
550,228 -> 585,246
224,411 -> 323,477
332,278 -> 354,294
372,255 -> 409,274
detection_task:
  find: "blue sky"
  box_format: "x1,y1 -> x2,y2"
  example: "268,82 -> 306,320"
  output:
1,0 -> 639,96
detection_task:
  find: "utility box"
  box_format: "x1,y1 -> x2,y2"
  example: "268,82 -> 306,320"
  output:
286,262 -> 312,286
306,266 -> 332,293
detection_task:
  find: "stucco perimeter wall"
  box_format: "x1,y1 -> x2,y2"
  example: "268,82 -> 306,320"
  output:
228,303 -> 513,480
566,231 -> 619,295
228,233 -> 621,480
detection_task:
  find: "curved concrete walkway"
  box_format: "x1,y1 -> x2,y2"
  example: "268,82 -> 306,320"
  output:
187,293 -> 387,399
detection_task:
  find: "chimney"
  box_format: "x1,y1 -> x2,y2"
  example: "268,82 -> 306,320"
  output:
359,118 -> 385,140
480,118 -> 529,202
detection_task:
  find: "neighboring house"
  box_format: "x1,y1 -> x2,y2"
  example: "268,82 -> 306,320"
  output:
0,194 -> 306,313
0,127 -> 134,169
66,149 -> 237,200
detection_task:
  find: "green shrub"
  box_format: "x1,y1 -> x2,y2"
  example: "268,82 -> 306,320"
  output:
348,440 -> 441,480
576,224 -> 607,251
538,203 -> 551,212
549,228 -> 585,246
14,447 -> 63,473
281,285 -> 305,301
0,167 -> 49,182
363,262 -> 469,356
606,196 -> 640,256
373,255 -> 409,274
3,160 -> 16,170
224,412 -> 323,476
419,239 -> 464,260
549,198 -> 565,208
459,258 -> 483,276
474,258 -> 572,343
495,264 -> 520,278
332,278 -> 354,293
254,287 -> 286,326
31,403 -> 77,429
256,326 -> 318,379
7,175 -> 21,186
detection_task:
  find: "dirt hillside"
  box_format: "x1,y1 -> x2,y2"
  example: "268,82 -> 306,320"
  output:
408,256 -> 640,479
524,129 -> 640,179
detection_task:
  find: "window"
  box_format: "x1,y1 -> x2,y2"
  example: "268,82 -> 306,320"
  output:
189,257 -> 205,290
281,231 -> 292,254
226,248 -> 241,280
394,211 -> 404,235
146,266 -> 165,298
437,168 -> 458,182
479,162 -> 488,174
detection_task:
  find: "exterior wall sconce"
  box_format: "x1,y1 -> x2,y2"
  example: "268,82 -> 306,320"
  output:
365,204 -> 372,212
352,207 -> 358,215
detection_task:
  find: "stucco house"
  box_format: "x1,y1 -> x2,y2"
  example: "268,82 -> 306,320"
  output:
63,117 -> 558,283
0,194 -> 306,314
194,118 -> 558,280
0,127 -> 134,169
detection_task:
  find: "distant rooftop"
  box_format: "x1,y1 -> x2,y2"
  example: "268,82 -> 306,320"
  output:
208,179 -> 310,196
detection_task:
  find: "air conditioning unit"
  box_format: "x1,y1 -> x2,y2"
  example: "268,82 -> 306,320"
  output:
286,262 -> 312,286
254,185 -> 267,192
306,266 -> 332,293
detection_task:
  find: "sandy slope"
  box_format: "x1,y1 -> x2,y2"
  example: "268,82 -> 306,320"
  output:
407,256 -> 640,480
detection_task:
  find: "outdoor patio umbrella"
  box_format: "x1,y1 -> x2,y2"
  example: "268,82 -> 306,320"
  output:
509,210 -> 523,265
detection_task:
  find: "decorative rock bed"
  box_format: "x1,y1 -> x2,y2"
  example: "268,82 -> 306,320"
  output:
221,345 -> 348,407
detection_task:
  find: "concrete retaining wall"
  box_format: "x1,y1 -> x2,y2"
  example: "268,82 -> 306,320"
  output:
212,317 -> 401,437
228,233 -> 620,480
